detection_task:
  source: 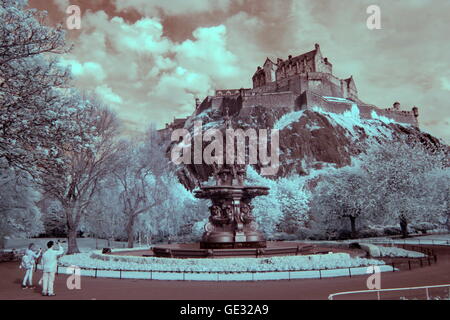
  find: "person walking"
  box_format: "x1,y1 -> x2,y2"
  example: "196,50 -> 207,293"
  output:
20,243 -> 41,289
41,240 -> 65,296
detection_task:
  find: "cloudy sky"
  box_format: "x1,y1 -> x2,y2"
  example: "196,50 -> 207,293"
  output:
29,0 -> 450,142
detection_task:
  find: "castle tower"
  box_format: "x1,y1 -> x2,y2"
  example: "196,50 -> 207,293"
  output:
341,76 -> 358,100
252,58 -> 277,89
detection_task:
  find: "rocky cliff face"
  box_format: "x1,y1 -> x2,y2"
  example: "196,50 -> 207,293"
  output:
167,104 -> 444,190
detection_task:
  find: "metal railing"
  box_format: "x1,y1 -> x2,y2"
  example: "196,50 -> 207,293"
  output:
328,284 -> 450,300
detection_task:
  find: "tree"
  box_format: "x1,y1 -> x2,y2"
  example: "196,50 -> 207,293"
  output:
37,197 -> 66,237
359,140 -> 449,237
141,174 -> 208,243
310,139 -> 448,240
84,177 -> 127,246
0,164 -> 44,248
0,0 -> 88,175
42,97 -> 120,254
276,175 -> 310,234
113,129 -> 169,248
310,166 -> 377,239
245,166 -> 283,237
421,168 -> 450,232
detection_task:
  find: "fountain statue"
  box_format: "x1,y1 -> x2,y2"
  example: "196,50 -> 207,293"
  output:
194,163 -> 269,249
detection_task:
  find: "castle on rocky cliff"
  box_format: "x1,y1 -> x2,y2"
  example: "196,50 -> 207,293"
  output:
162,44 -> 419,131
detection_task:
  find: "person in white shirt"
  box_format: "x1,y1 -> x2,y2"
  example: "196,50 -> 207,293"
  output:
41,240 -> 65,296
20,243 -> 42,289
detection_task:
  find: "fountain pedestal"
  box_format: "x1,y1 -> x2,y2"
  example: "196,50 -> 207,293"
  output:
195,165 -> 269,249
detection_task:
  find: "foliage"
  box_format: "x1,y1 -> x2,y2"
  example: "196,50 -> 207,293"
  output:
0,165 -> 44,247
309,139 -> 449,239
246,166 -> 310,236
0,0 -> 90,175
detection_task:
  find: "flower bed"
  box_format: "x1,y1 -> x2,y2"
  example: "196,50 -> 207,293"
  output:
377,246 -> 426,258
59,250 -> 384,273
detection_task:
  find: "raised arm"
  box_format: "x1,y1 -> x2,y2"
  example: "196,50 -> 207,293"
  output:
55,245 -> 65,256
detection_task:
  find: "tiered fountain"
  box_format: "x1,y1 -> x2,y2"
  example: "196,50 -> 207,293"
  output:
194,164 -> 269,249
152,164 -> 275,257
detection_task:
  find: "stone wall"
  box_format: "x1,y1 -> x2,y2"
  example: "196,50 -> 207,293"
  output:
358,104 -> 381,118
300,91 -> 419,126
252,73 -> 344,98
250,81 -> 278,94
242,91 -> 297,110
307,73 -> 343,97
299,91 -> 351,114
211,96 -> 225,111
375,109 -> 419,126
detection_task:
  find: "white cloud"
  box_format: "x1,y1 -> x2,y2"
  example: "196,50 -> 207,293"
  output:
61,11 -> 244,132
60,59 -> 107,83
174,25 -> 242,86
95,85 -> 123,106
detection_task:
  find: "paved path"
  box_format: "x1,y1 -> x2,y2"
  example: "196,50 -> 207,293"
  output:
1,245 -> 449,300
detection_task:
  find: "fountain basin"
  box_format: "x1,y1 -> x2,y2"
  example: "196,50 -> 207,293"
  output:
152,242 -> 320,258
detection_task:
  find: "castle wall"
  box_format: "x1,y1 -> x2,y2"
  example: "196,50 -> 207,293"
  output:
209,95 -> 243,116
299,91 -> 349,112
242,91 -> 297,110
358,104 -> 418,125
274,77 -> 289,92
276,59 -> 314,81
300,91 -> 419,126
250,72 -> 349,101
211,96 -> 224,111
373,109 -> 419,126
274,75 -> 306,94
307,73 -> 343,97
223,95 -> 242,116
250,81 -> 278,94
216,89 -> 241,96
358,104 -> 379,118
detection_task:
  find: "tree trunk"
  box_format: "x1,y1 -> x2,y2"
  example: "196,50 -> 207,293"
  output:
126,216 -> 135,248
400,216 -> 408,238
67,228 -> 80,254
349,216 -> 357,239
65,203 -> 81,254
